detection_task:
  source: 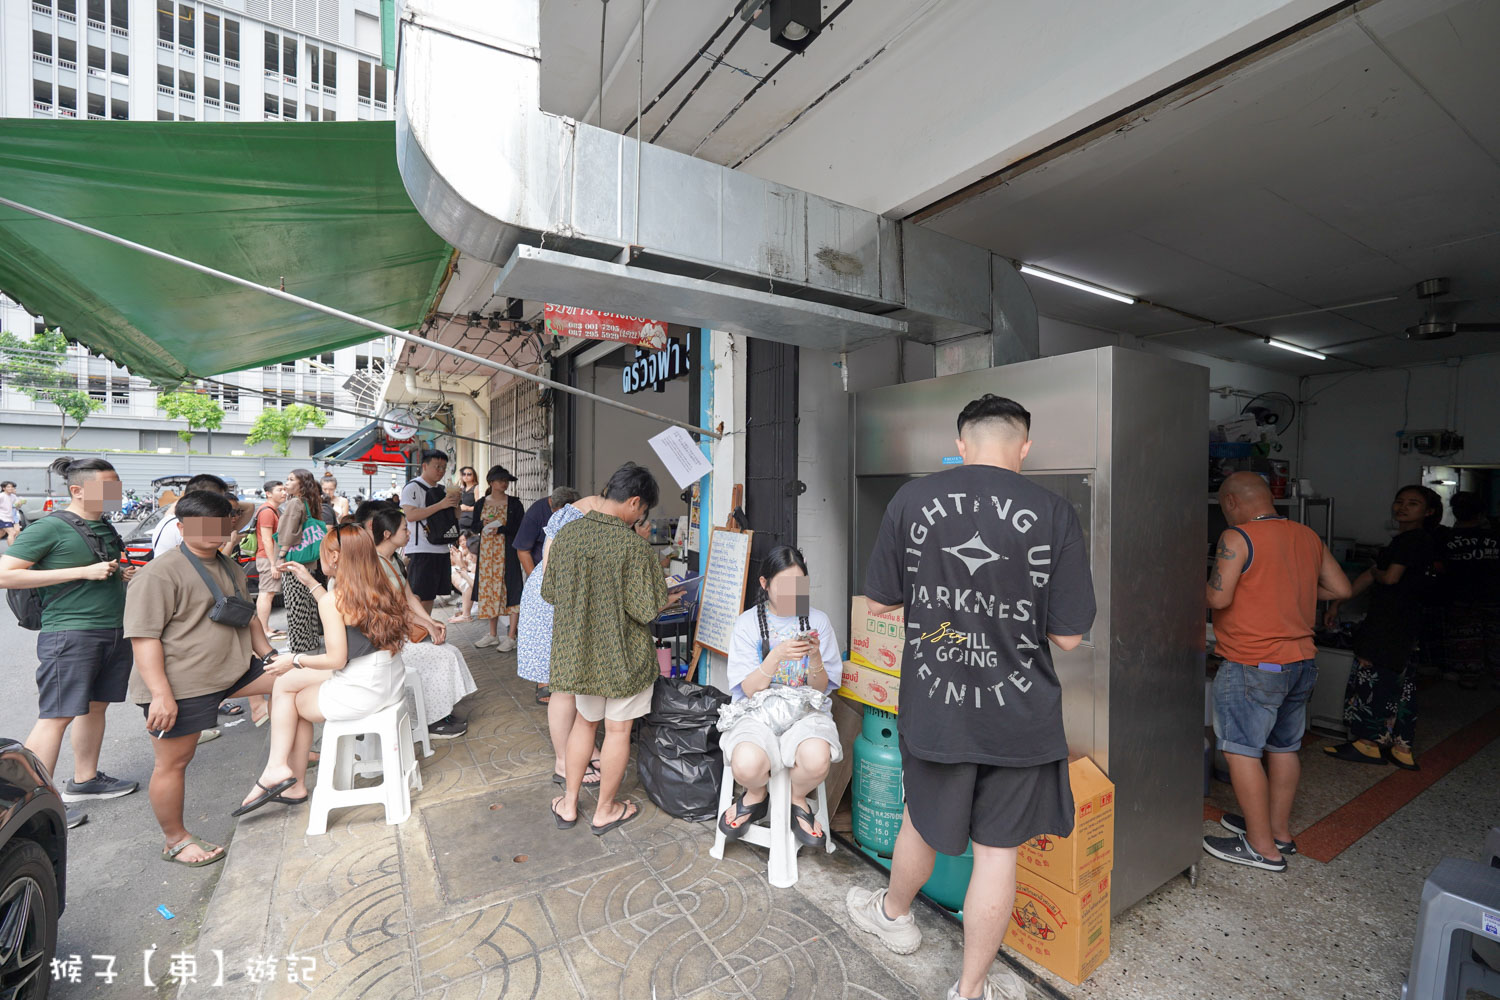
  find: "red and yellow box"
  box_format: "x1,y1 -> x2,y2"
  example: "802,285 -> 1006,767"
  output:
849,597 -> 904,674
1017,755 -> 1114,894
1005,870 -> 1111,985
840,655 -> 899,713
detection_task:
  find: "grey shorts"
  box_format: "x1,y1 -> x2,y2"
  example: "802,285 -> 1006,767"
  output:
254,554 -> 282,595
35,628 -> 133,719
900,736 -> 1075,855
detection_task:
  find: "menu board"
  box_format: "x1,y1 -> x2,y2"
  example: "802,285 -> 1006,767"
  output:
693,527 -> 754,657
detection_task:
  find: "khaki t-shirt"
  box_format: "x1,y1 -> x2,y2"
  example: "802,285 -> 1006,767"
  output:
123,547 -> 254,702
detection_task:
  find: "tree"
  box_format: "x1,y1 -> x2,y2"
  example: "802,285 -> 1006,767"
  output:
0,328 -> 103,447
158,390 -> 226,451
245,403 -> 328,457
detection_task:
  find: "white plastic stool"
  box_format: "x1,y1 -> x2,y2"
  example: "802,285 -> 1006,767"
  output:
404,666 -> 434,759
307,700 -> 422,836
709,760 -> 834,888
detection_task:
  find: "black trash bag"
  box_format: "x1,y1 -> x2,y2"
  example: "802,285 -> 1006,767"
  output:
635,676 -> 730,822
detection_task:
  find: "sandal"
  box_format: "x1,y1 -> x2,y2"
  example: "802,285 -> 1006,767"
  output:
717,792 -> 769,841
271,794 -> 309,805
232,777 -> 298,817
1384,744 -> 1420,771
550,796 -> 577,830
448,614 -> 472,624
790,802 -> 826,850
591,799 -> 640,836
535,685 -> 551,705
1323,741 -> 1387,765
162,836 -> 226,868
217,701 -> 244,716
551,761 -> 603,787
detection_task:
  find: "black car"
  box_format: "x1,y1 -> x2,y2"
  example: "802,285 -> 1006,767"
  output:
0,739 -> 66,998
120,503 -> 264,598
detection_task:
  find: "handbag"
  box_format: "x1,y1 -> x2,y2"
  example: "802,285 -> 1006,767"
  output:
407,620 -> 430,644
286,500 -> 328,565
180,545 -> 257,628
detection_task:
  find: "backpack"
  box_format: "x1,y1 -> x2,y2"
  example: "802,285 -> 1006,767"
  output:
410,479 -> 460,544
6,512 -> 122,630
239,504 -> 274,558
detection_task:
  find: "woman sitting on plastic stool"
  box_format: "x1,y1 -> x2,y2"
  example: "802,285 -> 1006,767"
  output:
719,546 -> 844,849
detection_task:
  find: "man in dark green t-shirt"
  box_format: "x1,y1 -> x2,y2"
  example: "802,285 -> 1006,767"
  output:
0,458 -> 141,817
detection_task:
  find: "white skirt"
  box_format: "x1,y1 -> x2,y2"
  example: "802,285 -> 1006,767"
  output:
400,640 -> 478,724
318,649 -> 406,722
720,711 -> 843,771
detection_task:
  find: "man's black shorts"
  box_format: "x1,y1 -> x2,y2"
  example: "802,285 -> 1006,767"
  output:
138,658 -> 268,739
901,736 -> 1075,855
406,552 -> 453,601
35,628 -> 132,719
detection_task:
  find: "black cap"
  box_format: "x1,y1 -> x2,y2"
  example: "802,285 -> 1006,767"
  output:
486,465 -> 518,483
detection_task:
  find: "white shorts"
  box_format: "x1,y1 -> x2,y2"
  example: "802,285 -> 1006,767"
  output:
720,711 -> 843,771
574,684 -> 654,723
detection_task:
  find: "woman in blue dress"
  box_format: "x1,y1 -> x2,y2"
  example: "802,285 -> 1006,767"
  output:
517,494 -> 601,786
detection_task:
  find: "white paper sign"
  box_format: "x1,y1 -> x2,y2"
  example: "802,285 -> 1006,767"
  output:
648,425 -> 713,489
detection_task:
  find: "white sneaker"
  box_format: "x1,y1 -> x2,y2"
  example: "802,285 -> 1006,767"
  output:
474,634 -> 499,648
945,968 -> 1028,1000
496,636 -> 516,652
845,887 -> 921,955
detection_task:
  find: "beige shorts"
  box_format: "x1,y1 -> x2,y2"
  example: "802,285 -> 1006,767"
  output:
573,684 -> 654,723
254,554 -> 282,594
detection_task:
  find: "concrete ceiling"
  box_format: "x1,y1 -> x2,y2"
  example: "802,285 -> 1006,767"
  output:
918,0 -> 1500,375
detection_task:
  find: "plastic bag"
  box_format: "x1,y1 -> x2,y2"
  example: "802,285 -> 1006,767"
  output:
716,685 -> 828,736
635,677 -> 730,822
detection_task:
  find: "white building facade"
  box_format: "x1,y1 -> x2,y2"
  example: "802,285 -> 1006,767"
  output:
0,0 -> 396,457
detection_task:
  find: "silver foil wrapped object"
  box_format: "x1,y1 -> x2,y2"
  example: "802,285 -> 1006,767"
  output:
716,685 -> 830,735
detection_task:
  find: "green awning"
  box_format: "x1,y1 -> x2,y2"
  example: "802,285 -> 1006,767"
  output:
0,120 -> 451,383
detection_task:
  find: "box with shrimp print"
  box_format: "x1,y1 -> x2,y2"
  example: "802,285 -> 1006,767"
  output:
1016,755 -> 1115,894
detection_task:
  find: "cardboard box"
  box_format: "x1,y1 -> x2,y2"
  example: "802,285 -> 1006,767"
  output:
839,655 -> 900,713
1005,870 -> 1111,986
822,691 -> 867,814
849,597 -> 905,674
1017,755 -> 1114,893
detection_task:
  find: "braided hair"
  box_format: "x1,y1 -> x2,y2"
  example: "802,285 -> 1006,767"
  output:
755,545 -> 810,657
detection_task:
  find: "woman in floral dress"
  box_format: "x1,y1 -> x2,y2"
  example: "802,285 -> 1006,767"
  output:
475,466 -> 525,650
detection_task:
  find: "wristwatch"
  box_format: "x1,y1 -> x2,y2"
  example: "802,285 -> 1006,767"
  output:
292,653 -> 304,669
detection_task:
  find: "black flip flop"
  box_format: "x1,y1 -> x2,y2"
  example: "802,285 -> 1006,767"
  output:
550,797 -> 577,830
717,793 -> 769,841
271,794 -> 309,806
535,685 -> 551,704
1323,741 -> 1387,765
591,799 -> 640,836
1383,745 -> 1421,771
232,777 -> 298,817
217,701 -> 245,716
790,803 -> 826,850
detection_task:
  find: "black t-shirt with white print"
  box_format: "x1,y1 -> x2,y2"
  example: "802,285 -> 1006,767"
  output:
866,465 -> 1096,767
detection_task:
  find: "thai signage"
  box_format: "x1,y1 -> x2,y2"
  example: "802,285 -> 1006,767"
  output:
623,339 -> 689,394
543,304 -> 668,350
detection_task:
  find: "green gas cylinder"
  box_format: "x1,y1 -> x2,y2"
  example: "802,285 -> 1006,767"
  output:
852,707 -> 903,857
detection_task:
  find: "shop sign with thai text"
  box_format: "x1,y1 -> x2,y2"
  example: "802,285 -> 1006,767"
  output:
543,304 -> 668,350
624,339 -> 689,394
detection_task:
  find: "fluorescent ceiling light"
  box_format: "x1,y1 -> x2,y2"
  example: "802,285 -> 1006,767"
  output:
1018,264 -> 1136,305
1266,339 -> 1327,361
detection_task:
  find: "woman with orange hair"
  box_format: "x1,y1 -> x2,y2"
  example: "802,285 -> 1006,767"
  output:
234,524 -> 410,815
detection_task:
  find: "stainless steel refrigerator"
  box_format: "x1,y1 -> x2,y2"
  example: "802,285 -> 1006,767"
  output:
851,346 -> 1207,914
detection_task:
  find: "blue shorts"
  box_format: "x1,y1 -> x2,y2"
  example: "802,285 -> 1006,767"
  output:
1212,659 -> 1317,757
35,628 -> 133,719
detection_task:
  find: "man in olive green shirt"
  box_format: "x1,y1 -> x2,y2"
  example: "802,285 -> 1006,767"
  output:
0,457 -> 141,822
543,463 -> 669,835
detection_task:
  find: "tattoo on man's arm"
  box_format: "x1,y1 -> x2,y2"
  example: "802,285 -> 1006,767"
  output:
1209,569 -> 1224,591
1214,539 -> 1235,562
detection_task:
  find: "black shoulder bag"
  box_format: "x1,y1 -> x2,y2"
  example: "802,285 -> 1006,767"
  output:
180,545 -> 257,628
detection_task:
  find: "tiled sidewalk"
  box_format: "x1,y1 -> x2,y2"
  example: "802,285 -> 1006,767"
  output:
181,632 -> 976,999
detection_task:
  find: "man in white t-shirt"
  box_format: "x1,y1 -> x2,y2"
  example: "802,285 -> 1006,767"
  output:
152,475 -> 254,559
400,450 -> 459,613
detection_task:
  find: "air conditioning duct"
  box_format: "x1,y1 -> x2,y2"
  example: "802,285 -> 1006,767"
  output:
394,0 -> 1037,360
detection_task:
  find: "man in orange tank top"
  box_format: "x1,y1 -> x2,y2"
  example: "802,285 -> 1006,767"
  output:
1204,473 -> 1350,872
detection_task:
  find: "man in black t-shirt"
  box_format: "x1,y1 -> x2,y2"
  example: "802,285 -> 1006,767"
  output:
846,394 -> 1095,1000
